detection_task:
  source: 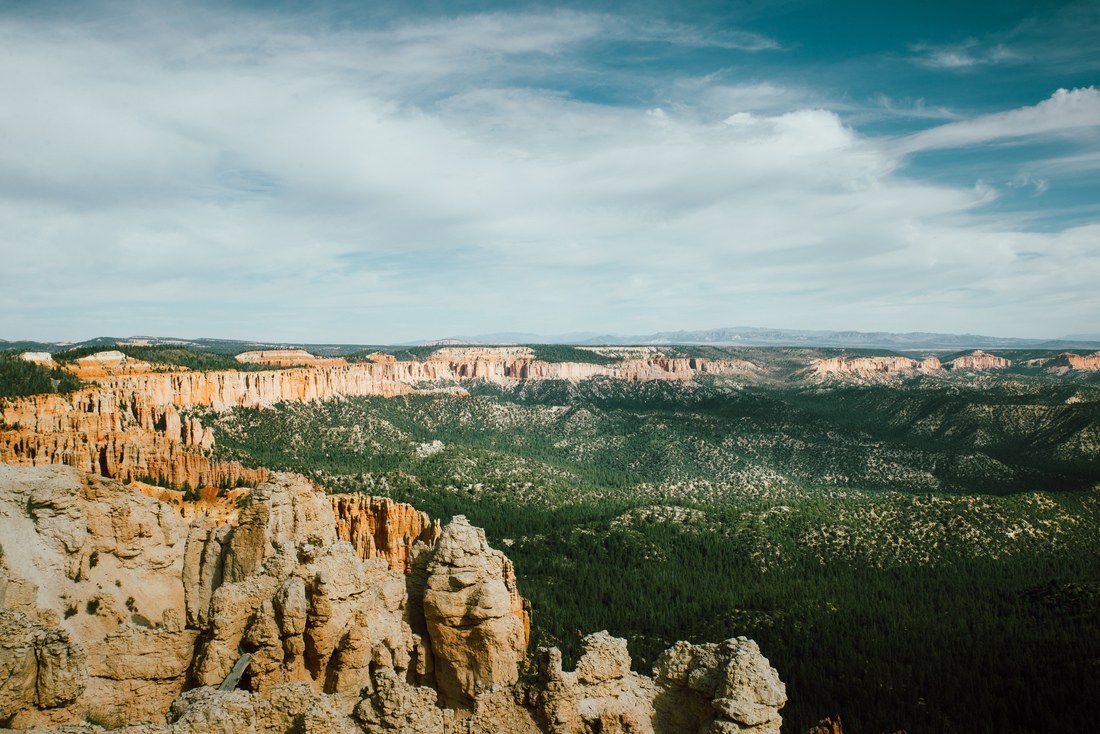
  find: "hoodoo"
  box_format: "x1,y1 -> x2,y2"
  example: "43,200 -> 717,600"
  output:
0,463 -> 787,733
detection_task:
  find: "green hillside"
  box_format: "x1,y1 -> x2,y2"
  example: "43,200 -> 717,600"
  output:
203,374 -> 1100,733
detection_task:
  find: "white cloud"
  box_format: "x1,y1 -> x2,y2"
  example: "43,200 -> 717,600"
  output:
901,87 -> 1100,153
910,40 -> 1017,70
0,5 -> 1096,341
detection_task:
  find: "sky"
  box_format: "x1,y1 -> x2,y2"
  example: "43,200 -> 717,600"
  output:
0,0 -> 1098,344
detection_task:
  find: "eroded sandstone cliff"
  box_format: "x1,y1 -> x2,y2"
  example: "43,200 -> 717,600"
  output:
1023,351 -> 1100,373
0,464 -> 786,733
808,355 -> 942,381
1,352 -> 755,493
235,351 -> 348,368
946,351 -> 1012,371
331,495 -> 441,574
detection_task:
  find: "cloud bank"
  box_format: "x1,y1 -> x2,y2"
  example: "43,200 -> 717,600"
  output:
0,4 -> 1097,342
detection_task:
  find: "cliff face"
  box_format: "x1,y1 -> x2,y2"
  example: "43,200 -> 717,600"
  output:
331,494 -> 442,574
947,351 -> 1012,371
235,350 -> 348,367
1,353 -> 753,493
0,386 -> 264,491
1023,351 -> 1100,372
0,465 -> 786,733
67,351 -> 156,380
808,356 -> 942,381
1066,352 -> 1100,370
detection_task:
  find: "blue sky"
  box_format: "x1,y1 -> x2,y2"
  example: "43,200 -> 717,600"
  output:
0,0 -> 1097,343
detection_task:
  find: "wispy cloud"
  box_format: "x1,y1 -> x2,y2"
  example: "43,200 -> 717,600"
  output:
910,40 -> 1016,70
900,87 -> 1100,153
1007,174 -> 1050,197
907,4 -> 1100,77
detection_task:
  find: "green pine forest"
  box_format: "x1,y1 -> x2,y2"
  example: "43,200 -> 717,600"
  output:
201,373 -> 1100,734
0,351 -> 84,400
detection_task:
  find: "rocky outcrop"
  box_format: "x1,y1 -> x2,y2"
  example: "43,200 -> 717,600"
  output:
188,476 -> 424,708
1064,352 -> 1100,370
654,638 -> 787,733
331,495 -> 441,573
807,715 -> 845,734
136,483 -> 250,527
533,632 -> 787,734
0,425 -> 265,491
423,516 -> 529,710
1023,351 -> 1100,373
235,350 -> 348,368
0,464 -> 786,734
2,352 -> 753,496
534,632 -> 660,733
946,351 -> 1011,371
68,351 -> 155,380
20,352 -> 54,366
808,356 -> 942,381
0,464 -> 197,728
0,387 -> 262,491
0,610 -> 86,722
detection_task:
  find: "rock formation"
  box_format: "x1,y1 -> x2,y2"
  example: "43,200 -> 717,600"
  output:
808,355 -> 942,381
1064,352 -> 1100,370
187,475 -> 424,710
68,351 -> 155,380
423,516 -> 528,709
1,351 -> 755,494
0,464 -> 198,728
1023,351 -> 1100,373
331,495 -> 441,574
807,715 -> 845,734
533,632 -> 660,733
19,352 -> 54,366
235,351 -> 348,368
0,464 -> 787,733
532,632 -> 788,734
654,638 -> 787,733
946,351 -> 1011,371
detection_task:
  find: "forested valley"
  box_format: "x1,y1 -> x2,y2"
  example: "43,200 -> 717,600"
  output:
203,374 -> 1100,733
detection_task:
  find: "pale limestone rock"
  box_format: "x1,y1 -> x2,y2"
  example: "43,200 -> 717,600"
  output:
0,465 -> 194,729
423,516 -> 527,709
947,351 -> 1012,371
575,631 -> 631,684
655,638 -> 786,734
167,687 -> 261,734
273,577 -> 307,637
32,625 -> 86,710
182,518 -> 229,629
163,683 -> 357,734
354,667 -> 447,732
0,465 -> 788,734
463,688 -> 541,734
301,696 -> 359,734
535,634 -> 658,734
0,612 -> 39,719
192,475 -> 416,708
72,626 -> 198,728
0,610 -> 87,720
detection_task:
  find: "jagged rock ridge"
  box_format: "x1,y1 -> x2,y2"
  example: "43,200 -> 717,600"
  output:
0,464 -> 786,733
1,352 -> 755,492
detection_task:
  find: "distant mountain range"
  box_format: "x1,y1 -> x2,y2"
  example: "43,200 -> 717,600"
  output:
439,327 -> 1100,351
4,327 -> 1100,354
